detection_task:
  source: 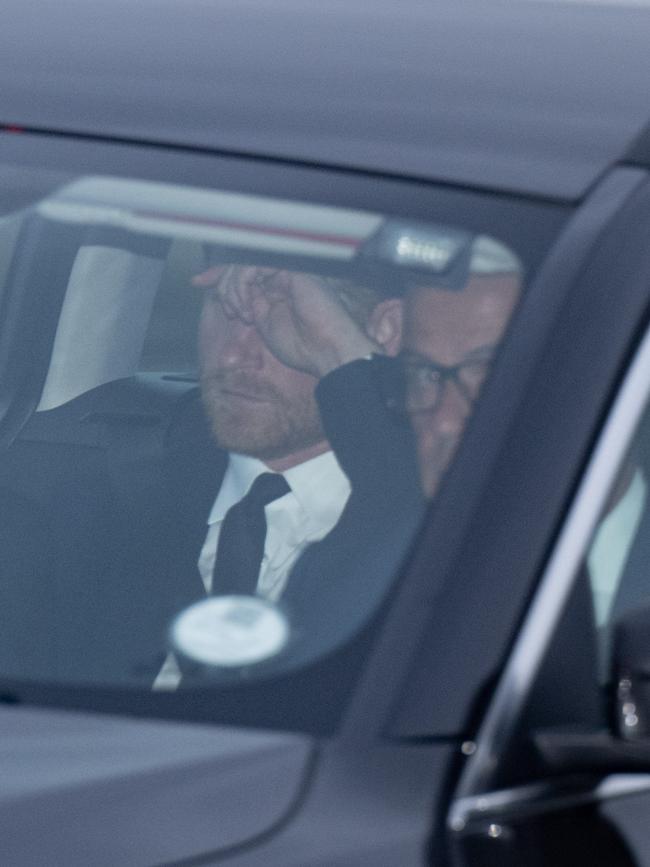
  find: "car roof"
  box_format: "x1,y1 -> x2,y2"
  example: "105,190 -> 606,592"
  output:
2,0 -> 650,202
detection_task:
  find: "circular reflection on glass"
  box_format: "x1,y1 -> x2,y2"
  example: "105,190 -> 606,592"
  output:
170,595 -> 289,668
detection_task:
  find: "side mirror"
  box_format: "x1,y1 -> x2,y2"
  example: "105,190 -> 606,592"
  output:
611,601 -> 650,741
532,602 -> 650,776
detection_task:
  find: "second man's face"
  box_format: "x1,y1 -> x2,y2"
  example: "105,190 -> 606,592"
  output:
403,276 -> 520,497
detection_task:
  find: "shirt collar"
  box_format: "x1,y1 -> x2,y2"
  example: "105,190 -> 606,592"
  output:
283,450 -> 351,531
207,450 -> 351,529
208,453 -> 268,524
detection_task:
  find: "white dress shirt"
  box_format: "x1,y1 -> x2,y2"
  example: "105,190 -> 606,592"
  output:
198,450 -> 351,600
153,449 -> 351,690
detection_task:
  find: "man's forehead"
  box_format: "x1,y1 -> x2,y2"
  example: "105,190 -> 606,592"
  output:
403,275 -> 520,361
195,263 -> 332,286
199,263 -> 281,281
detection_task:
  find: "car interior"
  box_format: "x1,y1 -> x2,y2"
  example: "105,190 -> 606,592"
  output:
0,172 -> 525,736
0,177 -> 425,693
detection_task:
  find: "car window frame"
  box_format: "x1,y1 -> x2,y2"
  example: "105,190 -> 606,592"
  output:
378,166 -> 650,741
443,170 -> 650,826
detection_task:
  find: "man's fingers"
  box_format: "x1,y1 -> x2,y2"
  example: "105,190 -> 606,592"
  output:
221,296 -> 239,320
229,270 -> 256,324
193,265 -> 256,322
249,282 -> 274,325
191,265 -> 226,287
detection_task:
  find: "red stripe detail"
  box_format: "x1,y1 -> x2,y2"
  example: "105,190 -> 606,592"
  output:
132,209 -> 364,248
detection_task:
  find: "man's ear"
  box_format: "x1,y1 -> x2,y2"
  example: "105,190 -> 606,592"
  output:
367,298 -> 403,356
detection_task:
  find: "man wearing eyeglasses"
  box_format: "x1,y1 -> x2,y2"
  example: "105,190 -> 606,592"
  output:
396,273 -> 520,496
157,261 -> 520,681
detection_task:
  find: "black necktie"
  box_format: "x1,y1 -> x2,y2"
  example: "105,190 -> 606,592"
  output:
212,472 -> 291,596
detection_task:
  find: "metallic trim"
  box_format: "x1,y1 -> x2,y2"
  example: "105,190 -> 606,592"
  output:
450,775 -> 650,832
449,321 -> 650,821
598,774 -> 650,800
450,781 -> 555,831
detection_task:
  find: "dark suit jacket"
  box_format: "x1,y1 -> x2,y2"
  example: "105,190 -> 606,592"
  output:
9,359 -> 425,687
0,494 -> 63,681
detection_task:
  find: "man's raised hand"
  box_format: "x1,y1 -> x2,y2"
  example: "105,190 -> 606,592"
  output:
194,265 -> 380,378
246,270 -> 378,377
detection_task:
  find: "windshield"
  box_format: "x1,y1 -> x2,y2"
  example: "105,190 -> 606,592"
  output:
0,133 -> 551,731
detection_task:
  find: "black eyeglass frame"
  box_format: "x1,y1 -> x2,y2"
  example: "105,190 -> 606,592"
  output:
381,351 -> 495,415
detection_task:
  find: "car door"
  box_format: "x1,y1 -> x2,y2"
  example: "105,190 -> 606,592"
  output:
446,175 -> 650,866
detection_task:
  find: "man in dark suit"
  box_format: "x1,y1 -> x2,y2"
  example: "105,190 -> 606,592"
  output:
141,264 -> 523,686
0,261 -> 519,693
145,263 -> 424,687
8,261 -> 417,689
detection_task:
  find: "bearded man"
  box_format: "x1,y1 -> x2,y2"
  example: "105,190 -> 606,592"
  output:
153,262 -> 421,687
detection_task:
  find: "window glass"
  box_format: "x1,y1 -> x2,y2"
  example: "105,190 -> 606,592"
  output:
0,145 -> 527,726
586,410 -> 650,677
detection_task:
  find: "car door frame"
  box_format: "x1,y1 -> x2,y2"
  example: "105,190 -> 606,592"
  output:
435,172 -> 650,864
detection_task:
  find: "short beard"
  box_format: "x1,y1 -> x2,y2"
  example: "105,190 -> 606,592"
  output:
201,375 -> 326,462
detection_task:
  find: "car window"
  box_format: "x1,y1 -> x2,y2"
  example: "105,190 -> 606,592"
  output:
587,410 -> 650,676
0,134 -> 552,732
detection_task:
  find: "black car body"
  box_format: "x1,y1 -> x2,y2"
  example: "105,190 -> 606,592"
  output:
2,1 -> 650,865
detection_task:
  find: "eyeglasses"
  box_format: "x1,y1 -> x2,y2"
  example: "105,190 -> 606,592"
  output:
381,352 -> 493,414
